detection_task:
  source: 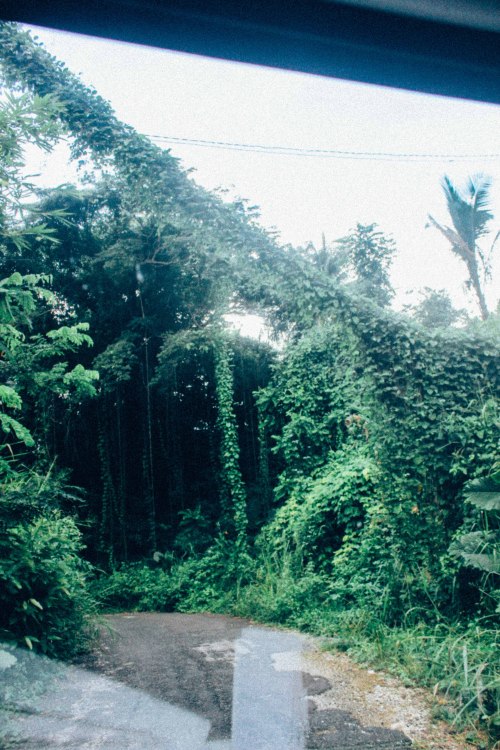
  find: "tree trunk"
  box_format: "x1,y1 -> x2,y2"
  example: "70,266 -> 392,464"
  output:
468,259 -> 489,320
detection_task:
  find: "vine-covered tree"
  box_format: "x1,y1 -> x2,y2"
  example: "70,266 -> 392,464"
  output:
0,22 -> 278,563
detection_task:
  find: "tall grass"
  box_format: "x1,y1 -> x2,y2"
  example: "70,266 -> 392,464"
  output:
326,616 -> 499,741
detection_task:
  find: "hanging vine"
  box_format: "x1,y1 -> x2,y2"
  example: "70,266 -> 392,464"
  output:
214,334 -> 248,554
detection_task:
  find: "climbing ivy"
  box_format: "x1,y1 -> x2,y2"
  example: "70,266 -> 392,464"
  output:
214,333 -> 248,551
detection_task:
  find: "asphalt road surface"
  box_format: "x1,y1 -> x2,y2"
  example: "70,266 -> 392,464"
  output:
1,613 -> 412,749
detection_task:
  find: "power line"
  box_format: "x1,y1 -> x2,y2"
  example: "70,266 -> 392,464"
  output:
145,133 -> 500,162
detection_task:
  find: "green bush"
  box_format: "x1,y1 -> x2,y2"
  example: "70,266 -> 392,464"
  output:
233,542 -> 328,625
91,559 -> 197,612
93,537 -> 256,614
0,512 -> 96,658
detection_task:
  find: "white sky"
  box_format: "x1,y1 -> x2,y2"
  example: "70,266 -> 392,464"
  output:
21,25 -> 500,316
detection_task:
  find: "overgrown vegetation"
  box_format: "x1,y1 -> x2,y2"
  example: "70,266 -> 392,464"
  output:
0,22 -> 498,744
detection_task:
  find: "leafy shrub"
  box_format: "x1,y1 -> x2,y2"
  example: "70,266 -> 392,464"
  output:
235,566 -> 327,625
231,538 -> 328,625
176,535 -> 255,612
91,559 -> 197,612
173,506 -> 213,557
93,535 -> 257,614
266,443 -> 381,568
0,463 -> 85,529
0,512 -> 96,658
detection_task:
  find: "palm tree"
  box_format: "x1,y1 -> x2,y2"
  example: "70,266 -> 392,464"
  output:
428,174 -> 498,320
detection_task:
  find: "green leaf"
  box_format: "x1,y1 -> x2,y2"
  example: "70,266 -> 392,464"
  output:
467,491 -> 500,510
465,478 -> 500,511
0,384 -> 22,410
460,553 -> 500,574
0,413 -> 35,446
1,272 -> 23,287
46,323 -> 93,348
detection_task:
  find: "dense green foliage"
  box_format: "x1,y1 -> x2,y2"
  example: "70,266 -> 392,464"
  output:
0,512 -> 95,657
0,87 -> 98,656
0,22 -> 498,742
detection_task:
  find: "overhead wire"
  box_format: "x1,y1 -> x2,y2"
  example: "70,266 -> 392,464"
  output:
144,133 -> 500,162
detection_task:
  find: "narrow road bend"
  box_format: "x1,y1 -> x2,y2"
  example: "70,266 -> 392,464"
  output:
2,612 -> 421,749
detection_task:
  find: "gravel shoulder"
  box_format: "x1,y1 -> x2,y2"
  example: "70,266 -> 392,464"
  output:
297,647 -> 478,750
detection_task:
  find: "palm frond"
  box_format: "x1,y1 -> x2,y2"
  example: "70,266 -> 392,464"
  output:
486,229 -> 500,271
441,175 -> 475,248
468,173 -> 494,239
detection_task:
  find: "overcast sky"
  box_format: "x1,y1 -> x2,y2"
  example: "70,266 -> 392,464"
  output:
21,24 -> 500,315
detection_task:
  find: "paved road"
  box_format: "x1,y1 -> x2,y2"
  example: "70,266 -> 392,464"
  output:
1,613 -> 412,749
